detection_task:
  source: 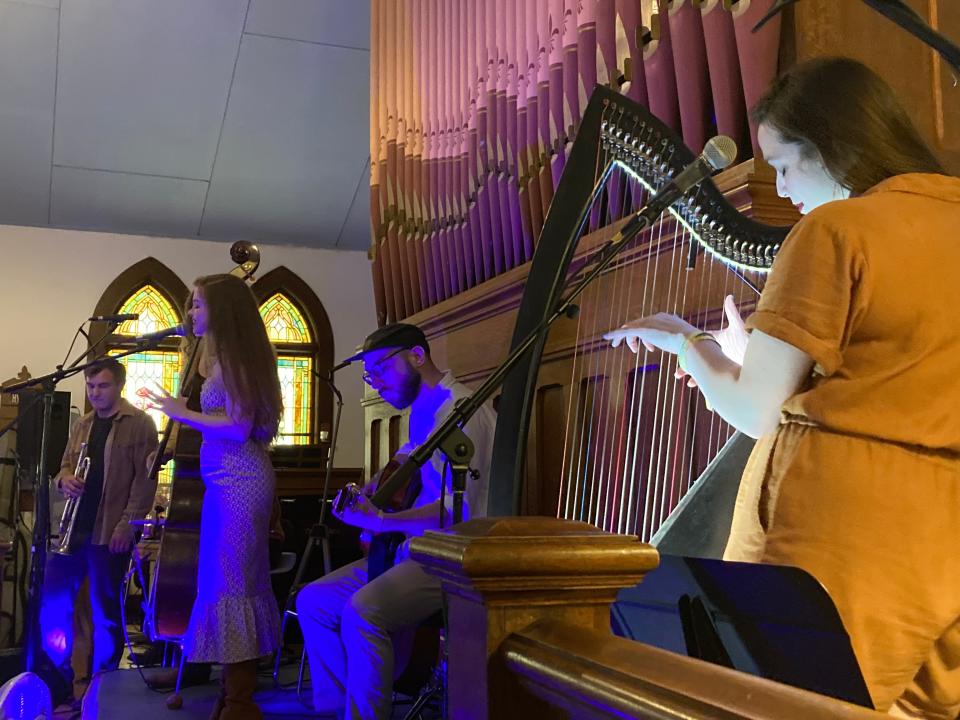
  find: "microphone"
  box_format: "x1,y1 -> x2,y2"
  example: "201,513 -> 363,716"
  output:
609,135 -> 738,246
134,325 -> 184,344
89,313 -> 139,323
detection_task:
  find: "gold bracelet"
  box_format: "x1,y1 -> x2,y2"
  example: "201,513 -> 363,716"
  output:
678,331 -> 718,372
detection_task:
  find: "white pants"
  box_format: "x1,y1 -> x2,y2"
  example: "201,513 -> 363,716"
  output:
296,558 -> 443,720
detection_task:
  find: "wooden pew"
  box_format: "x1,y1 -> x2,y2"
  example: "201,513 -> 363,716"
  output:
410,516 -> 886,720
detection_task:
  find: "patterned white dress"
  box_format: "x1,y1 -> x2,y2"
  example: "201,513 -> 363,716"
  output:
183,374 -> 280,663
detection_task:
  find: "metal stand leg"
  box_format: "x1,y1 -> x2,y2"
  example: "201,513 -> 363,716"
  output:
271,610 -> 291,684
297,647 -> 308,700
272,523 -> 332,688
165,646 -> 186,710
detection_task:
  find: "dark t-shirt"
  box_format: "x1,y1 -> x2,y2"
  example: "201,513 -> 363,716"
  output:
72,413 -> 115,546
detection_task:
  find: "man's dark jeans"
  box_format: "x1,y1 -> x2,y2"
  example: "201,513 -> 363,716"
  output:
39,542 -> 129,689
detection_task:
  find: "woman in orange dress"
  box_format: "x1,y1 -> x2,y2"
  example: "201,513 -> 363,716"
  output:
605,57 -> 960,718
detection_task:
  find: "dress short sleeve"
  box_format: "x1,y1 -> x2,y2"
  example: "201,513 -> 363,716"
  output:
746,212 -> 867,376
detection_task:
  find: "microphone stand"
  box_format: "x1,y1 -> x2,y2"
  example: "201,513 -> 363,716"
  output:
0,321 -> 117,444
290,367 -> 344,585
6,334 -> 159,673
371,180 -> 700,522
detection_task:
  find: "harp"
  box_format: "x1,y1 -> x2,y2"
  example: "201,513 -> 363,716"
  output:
488,85 -> 791,555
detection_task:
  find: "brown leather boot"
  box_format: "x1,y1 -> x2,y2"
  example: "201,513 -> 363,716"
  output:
219,659 -> 262,720
208,681 -> 226,720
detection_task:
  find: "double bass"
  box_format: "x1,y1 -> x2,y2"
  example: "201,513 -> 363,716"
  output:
143,242 -> 261,644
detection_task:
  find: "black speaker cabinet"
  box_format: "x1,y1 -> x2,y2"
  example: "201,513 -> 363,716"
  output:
14,390 -> 71,488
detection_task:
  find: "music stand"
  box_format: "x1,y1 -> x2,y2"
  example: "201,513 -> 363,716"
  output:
611,555 -> 873,708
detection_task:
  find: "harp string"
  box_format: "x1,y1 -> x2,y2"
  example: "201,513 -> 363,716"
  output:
595,155 -> 639,530
563,136 -> 613,523
592,133 -> 630,528
654,217 -> 690,534
638,214 -> 671,540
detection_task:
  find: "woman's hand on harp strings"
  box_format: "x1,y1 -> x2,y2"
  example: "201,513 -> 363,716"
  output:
603,313 -> 698,356
606,298 -> 749,387
676,295 -> 749,387
710,295 -> 749,366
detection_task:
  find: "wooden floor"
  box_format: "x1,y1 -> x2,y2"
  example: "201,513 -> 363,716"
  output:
76,666 -> 434,719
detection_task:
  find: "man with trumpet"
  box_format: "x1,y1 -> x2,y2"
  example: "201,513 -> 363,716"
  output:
39,358 -> 158,705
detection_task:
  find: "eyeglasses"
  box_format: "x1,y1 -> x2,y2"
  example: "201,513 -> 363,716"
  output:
362,347 -> 407,385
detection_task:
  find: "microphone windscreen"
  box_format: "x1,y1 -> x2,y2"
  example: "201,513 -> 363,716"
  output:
702,135 -> 738,171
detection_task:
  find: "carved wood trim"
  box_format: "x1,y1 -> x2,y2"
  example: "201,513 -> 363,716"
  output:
504,620 -> 886,719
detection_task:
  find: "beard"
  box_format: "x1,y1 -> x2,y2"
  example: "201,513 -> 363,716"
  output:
382,362 -> 422,410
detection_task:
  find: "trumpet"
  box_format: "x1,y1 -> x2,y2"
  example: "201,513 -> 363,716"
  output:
52,442 -> 91,555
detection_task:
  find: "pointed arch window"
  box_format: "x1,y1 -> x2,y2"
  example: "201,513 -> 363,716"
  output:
259,293 -> 314,445
108,284 -> 184,500
115,285 -> 181,337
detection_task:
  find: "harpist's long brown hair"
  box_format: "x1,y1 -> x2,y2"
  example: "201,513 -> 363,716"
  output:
752,57 -> 945,194
193,274 -> 282,443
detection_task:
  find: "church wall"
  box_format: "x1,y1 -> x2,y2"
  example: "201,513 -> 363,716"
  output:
0,224 -> 375,465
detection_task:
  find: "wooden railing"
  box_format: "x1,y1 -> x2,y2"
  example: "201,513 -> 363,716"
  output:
410,516 -> 886,720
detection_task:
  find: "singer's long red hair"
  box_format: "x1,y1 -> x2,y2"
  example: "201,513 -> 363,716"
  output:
752,57 -> 945,195
191,274 -> 282,443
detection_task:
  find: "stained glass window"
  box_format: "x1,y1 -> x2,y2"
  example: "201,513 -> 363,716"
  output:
276,355 -> 313,445
110,286 -> 182,503
259,294 -> 314,445
115,285 -> 180,337
261,293 -> 312,343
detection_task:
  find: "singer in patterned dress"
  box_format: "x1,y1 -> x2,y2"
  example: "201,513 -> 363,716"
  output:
146,274 -> 283,720
604,57 -> 960,718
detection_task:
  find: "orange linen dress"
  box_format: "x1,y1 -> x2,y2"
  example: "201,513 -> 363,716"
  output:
732,174 -> 960,717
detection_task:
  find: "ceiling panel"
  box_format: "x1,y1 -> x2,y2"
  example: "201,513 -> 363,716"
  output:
53,0 -> 247,179
7,0 -> 59,7
246,0 -> 370,49
51,166 -> 208,237
337,159 -> 371,251
200,34 -> 369,248
0,2 -> 58,225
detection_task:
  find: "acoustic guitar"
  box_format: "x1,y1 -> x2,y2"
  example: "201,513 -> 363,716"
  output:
333,457 -> 422,580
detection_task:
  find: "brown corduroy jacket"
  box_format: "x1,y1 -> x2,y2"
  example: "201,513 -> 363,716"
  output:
55,398 -> 159,546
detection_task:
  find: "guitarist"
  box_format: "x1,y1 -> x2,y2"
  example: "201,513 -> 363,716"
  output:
296,323 -> 496,720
